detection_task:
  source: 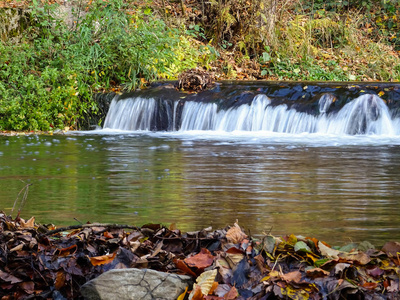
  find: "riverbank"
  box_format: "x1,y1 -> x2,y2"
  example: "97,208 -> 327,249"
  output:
1,212 -> 399,299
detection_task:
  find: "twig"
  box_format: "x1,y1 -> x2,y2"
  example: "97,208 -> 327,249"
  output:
11,181 -> 32,217
43,223 -> 140,236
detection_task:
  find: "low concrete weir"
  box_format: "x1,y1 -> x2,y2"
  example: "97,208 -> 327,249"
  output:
102,81 -> 400,135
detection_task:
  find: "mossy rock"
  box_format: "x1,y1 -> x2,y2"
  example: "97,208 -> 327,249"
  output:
0,8 -> 31,43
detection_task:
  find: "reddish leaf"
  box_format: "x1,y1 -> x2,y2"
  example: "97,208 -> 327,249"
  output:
185,248 -> 214,269
103,231 -> 113,239
225,246 -> 244,255
173,259 -> 197,277
362,282 -> 378,290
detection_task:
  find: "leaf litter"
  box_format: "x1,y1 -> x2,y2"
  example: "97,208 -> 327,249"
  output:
1,214 -> 400,299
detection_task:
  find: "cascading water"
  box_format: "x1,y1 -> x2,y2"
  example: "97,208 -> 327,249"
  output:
103,92 -> 399,135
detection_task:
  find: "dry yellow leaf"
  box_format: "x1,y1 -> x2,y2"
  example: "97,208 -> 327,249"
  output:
189,269 -> 217,299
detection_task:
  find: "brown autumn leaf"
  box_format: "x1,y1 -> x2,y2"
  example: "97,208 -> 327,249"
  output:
306,268 -> 330,278
174,258 -> 197,277
280,271 -> 302,284
362,282 -> 379,290
18,281 -> 34,294
224,286 -> 239,300
54,270 -> 66,290
185,248 -> 214,269
193,269 -> 218,296
55,244 -> 78,257
209,281 -> 219,295
189,285 -> 204,300
382,241 -> 400,257
89,251 -> 117,266
340,251 -> 370,265
226,225 -> 247,244
0,270 -> 23,284
20,216 -> 35,229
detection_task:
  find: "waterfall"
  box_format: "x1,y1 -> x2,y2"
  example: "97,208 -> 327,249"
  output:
103,93 -> 399,135
104,97 -> 157,130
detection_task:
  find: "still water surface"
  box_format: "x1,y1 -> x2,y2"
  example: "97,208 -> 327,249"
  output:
1,132 -> 400,246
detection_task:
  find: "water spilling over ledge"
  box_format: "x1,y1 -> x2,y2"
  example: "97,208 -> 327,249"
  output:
102,81 -> 400,136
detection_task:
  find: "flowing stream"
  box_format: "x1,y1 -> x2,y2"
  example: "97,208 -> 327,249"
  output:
1,83 -> 400,246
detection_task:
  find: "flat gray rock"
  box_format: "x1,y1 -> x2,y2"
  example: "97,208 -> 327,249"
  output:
81,268 -> 192,300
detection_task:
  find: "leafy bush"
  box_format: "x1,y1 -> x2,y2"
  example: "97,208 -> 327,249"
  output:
0,0 -> 215,131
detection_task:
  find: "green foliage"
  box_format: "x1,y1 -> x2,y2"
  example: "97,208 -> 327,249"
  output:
0,0 -> 216,131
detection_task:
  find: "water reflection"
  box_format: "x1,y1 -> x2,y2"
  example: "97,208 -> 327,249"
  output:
0,134 -> 399,246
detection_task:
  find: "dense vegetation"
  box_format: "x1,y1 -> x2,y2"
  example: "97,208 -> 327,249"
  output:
0,0 -> 400,131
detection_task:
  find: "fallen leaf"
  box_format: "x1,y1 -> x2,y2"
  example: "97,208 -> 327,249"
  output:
174,258 -> 197,277
223,285 -> 238,299
177,286 -> 188,300
89,252 -> 117,266
294,241 -> 312,253
189,285 -> 204,300
280,271 -> 302,283
263,235 -> 276,254
20,216 -> 35,229
382,241 -> 400,257
185,248 -> 214,269
318,241 -> 340,259
340,252 -> 370,265
333,263 -> 351,275
194,269 -> 218,296
103,231 -> 113,239
225,252 -> 244,268
362,282 -> 378,290
54,270 -> 65,290
366,266 -> 384,277
18,281 -> 34,294
306,267 -> 329,278
0,270 -> 23,284
55,244 -> 78,257
226,226 -> 247,244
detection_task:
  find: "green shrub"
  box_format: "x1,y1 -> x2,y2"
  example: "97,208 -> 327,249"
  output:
0,0 -> 215,131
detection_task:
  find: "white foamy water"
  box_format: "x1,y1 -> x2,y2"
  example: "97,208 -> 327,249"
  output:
99,93 -> 400,146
